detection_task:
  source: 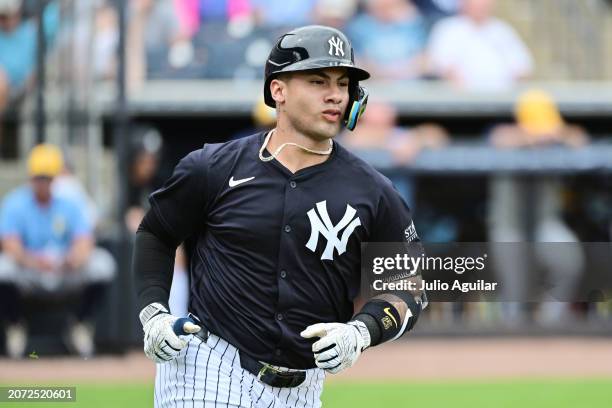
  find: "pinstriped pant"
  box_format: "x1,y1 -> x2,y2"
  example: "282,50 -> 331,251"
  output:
155,333 -> 325,408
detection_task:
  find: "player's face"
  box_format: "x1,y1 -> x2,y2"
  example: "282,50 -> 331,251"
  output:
281,68 -> 350,142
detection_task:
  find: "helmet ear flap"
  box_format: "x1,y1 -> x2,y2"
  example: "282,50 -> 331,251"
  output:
345,86 -> 369,131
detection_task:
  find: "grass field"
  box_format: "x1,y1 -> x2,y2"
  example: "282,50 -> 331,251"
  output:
3,379 -> 611,408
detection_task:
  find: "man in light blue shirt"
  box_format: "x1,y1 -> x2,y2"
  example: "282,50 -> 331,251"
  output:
251,0 -> 316,28
347,0 -> 428,79
0,144 -> 115,358
0,182 -> 91,259
0,0 -> 58,110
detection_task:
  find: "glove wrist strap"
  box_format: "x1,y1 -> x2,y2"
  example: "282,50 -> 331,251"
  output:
139,302 -> 169,326
347,320 -> 372,351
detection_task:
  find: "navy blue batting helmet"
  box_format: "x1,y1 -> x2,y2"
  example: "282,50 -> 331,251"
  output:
263,25 -> 370,130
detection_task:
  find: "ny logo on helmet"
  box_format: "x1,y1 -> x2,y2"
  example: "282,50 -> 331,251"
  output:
328,36 -> 345,57
306,201 -> 361,261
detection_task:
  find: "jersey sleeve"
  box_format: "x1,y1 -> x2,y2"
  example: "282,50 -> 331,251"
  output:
370,180 -> 427,310
148,148 -> 209,244
370,181 -> 420,244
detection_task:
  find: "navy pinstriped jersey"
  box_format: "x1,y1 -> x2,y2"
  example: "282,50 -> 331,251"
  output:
149,131 -> 418,369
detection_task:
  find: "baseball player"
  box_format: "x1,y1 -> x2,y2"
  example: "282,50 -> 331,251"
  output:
133,25 -> 426,408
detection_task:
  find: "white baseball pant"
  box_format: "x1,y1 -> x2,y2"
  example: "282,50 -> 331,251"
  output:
155,332 -> 325,408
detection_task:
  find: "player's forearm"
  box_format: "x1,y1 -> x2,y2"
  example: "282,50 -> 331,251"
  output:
133,227 -> 177,312
371,274 -> 424,323
371,293 -> 410,325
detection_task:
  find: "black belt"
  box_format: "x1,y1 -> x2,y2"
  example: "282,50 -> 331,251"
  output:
238,353 -> 306,388
189,314 -> 306,388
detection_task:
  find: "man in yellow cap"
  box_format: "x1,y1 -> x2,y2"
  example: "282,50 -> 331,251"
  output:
491,89 -> 587,148
488,90 -> 588,324
0,144 -> 115,358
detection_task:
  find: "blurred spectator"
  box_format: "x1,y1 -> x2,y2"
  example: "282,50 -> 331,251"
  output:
341,100 -> 448,207
193,5 -> 277,80
199,0 -> 252,22
488,90 -> 587,324
89,1 -> 118,80
197,0 -> 256,45
413,0 -> 460,24
0,144 -> 116,358
347,0 -> 428,80
52,149 -> 100,230
312,0 -> 358,29
130,0 -> 194,83
0,0 -> 59,111
427,0 -> 532,90
491,90 -> 587,148
251,0 -> 316,29
174,0 -> 200,37
125,125 -> 163,233
89,0 -> 191,86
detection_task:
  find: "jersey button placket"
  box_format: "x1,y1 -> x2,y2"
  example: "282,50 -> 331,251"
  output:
275,178 -> 296,356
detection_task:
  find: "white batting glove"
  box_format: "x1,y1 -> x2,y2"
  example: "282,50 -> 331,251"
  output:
139,302 -> 200,363
300,321 -> 371,374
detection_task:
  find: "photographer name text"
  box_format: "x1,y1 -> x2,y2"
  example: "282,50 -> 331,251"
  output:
372,279 -> 498,293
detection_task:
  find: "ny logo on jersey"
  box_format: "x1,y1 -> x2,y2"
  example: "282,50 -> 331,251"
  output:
306,200 -> 361,261
328,36 -> 345,57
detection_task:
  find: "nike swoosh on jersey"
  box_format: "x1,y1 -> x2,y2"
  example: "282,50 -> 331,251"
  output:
383,307 -> 398,328
229,176 -> 255,188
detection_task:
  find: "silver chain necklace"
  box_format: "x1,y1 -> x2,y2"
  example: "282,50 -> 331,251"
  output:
258,129 -> 333,162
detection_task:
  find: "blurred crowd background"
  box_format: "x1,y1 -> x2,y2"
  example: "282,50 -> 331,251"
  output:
1,0 -> 612,358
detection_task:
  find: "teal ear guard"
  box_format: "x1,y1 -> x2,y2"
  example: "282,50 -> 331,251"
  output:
344,86 -> 369,131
